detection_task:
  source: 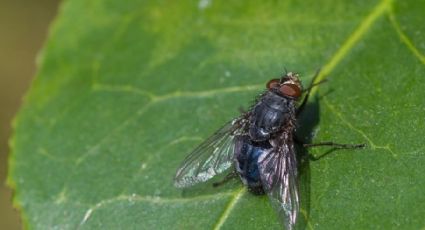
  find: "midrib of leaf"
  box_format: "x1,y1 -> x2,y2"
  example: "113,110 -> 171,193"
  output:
387,6 -> 425,65
212,188 -> 246,230
310,0 -> 392,95
211,0 -> 392,229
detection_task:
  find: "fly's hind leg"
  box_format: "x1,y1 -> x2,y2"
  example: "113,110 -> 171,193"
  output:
303,142 -> 365,149
304,141 -> 365,160
294,136 -> 365,160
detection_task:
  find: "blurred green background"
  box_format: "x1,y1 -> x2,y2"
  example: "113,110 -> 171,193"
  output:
0,0 -> 59,228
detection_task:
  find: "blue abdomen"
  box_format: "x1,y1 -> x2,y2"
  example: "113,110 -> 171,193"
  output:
234,135 -> 272,195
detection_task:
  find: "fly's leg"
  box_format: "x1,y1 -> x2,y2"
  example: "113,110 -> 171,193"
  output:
212,171 -> 238,187
294,136 -> 365,149
303,142 -> 365,149
296,69 -> 326,116
304,142 -> 365,160
294,136 -> 365,160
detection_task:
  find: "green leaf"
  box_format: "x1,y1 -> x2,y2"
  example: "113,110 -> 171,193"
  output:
8,0 -> 425,229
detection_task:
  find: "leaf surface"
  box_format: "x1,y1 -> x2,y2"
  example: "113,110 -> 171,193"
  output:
8,0 -> 425,229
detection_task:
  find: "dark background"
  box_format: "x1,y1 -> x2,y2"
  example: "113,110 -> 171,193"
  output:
0,0 -> 59,228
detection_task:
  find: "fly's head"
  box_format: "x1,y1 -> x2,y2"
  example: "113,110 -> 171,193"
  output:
266,72 -> 303,99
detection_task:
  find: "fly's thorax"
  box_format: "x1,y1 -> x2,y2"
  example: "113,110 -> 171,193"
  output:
261,91 -> 295,112
248,91 -> 296,141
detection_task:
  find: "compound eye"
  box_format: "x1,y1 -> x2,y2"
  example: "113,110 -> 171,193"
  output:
280,84 -> 301,98
266,79 -> 280,89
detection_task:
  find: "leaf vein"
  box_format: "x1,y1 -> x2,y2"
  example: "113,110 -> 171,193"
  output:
387,6 -> 425,65
93,83 -> 263,101
78,192 -> 233,228
212,188 -> 246,230
310,0 -> 392,95
76,84 -> 262,165
121,136 -> 203,194
323,99 -> 397,158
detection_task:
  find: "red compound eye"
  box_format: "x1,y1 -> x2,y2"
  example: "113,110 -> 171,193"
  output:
266,79 -> 280,89
280,84 -> 301,98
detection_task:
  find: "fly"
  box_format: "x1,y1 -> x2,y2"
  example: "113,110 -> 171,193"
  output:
174,71 -> 365,229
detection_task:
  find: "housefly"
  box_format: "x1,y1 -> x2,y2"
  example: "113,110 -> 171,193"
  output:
174,71 -> 364,229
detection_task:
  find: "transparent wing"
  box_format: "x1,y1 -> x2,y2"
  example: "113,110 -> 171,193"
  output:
174,117 -> 247,188
258,132 -> 299,230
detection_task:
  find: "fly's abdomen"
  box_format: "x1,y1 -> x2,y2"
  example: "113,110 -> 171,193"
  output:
234,135 -> 272,195
249,91 -> 294,141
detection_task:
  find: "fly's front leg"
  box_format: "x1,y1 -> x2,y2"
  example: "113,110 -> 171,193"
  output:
296,69 -> 326,116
